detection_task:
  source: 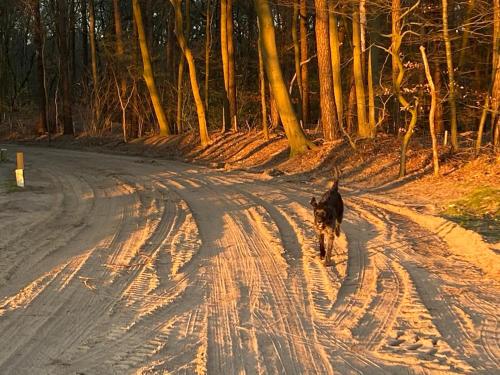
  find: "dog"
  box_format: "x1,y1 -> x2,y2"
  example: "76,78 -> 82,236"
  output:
310,167 -> 344,264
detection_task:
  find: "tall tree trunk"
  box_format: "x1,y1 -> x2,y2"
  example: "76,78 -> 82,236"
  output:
368,47 -> 376,134
258,30 -> 269,140
255,0 -> 314,156
170,0 -> 210,146
420,46 -> 440,176
113,0 -> 124,56
328,0 -> 343,128
56,0 -> 73,135
81,0 -> 88,74
391,0 -> 400,89
442,0 -> 459,151
205,0 -> 212,111
458,0 -> 476,69
292,0 -> 302,123
269,84 -> 280,130
315,0 -> 338,140
166,8 -> 175,83
299,0 -> 310,126
227,0 -> 237,131
220,0 -> 230,131
88,0 -> 98,90
176,0 -> 189,134
113,0 -> 127,137
492,0 -> 499,150
390,1 -> 419,177
434,59 -> 444,134
69,0 -> 76,83
32,0 -> 47,134
353,6 -> 370,137
145,0 -> 153,51
132,0 -> 170,136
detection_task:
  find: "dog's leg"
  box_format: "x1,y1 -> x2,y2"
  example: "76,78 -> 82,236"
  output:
319,232 -> 325,259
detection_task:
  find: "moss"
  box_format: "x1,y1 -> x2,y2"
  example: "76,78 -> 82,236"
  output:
442,187 -> 499,242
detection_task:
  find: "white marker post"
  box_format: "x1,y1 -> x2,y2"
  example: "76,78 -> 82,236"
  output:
15,152 -> 24,188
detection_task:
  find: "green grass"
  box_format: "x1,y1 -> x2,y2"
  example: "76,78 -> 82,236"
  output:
442,187 -> 500,242
0,179 -> 21,193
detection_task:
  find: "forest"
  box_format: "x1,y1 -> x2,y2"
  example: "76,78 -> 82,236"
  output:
0,0 -> 498,177
1,1 -> 500,373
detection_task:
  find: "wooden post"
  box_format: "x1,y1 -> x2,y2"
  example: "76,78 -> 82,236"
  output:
15,152 -> 25,188
16,152 -> 24,169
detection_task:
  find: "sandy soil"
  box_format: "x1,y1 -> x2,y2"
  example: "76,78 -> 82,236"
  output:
0,145 -> 498,374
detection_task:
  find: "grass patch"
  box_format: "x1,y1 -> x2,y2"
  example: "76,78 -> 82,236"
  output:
442,187 -> 500,242
0,179 -> 22,193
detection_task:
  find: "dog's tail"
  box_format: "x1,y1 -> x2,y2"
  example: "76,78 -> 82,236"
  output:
332,166 -> 341,191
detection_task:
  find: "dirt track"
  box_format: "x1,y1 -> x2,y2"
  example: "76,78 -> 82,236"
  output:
0,146 -> 498,374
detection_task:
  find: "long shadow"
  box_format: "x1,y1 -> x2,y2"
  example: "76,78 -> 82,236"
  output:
230,136 -> 282,164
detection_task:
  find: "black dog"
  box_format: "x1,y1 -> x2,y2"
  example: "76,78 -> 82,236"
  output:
310,168 -> 344,263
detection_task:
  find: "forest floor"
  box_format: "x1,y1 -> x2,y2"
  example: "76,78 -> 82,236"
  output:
0,131 -> 498,374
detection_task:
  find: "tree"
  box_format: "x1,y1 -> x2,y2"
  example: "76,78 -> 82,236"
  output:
299,0 -> 310,126
132,0 -> 170,136
170,0 -> 210,146
353,5 -> 370,138
315,0 -> 339,140
30,0 -> 47,134
55,0 -> 73,135
442,0 -> 459,151
88,0 -> 98,92
328,0 -> 343,129
420,46 -> 440,176
254,0 -> 314,156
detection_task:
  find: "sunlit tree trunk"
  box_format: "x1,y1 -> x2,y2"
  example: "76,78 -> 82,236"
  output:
492,0 -> 500,150
368,48 -> 376,135
220,0 -> 230,132
442,0 -> 459,151
255,0 -> 314,156
359,0 -> 366,57
227,0 -> 237,131
204,0 -> 212,111
292,0 -> 302,123
269,84 -> 280,130
299,0 -> 310,126
420,46 -> 439,176
132,0 -> 170,136
353,6 -> 370,137
170,0 -> 210,146
328,0 -> 343,129
258,30 -> 269,140
391,0 -> 400,89
315,0 -> 338,140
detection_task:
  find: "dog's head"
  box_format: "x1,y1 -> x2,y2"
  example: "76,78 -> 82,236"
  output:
310,197 -> 328,230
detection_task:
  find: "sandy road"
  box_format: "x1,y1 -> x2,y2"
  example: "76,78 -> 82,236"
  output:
0,146 -> 498,374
